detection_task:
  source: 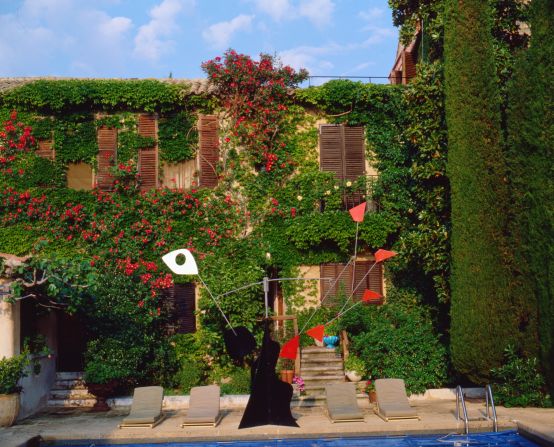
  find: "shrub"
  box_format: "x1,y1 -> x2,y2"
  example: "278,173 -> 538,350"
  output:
83,338 -> 146,386
0,353 -> 29,394
491,346 -> 552,408
174,363 -> 203,394
339,289 -> 447,394
219,367 -> 251,395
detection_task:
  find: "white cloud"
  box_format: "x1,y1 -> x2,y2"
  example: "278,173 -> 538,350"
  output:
253,0 -> 291,21
202,14 -> 254,50
0,0 -> 134,76
298,0 -> 334,27
358,7 -> 385,21
133,0 -> 190,62
361,26 -> 397,46
279,43 -> 340,73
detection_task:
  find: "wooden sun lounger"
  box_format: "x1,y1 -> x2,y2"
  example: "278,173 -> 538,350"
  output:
119,386 -> 166,428
374,378 -> 420,421
181,385 -> 221,427
325,382 -> 365,423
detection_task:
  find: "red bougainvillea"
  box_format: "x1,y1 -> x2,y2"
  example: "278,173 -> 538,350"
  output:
202,50 -> 308,174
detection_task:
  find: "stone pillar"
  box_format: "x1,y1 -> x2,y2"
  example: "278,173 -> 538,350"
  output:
0,280 -> 20,358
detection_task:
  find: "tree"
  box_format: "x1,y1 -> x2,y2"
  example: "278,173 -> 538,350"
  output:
444,0 -> 532,382
506,0 -> 554,394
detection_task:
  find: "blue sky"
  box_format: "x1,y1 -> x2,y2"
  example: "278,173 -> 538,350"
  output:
0,0 -> 398,83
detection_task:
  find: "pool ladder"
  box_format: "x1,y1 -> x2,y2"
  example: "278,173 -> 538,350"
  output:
455,385 -> 498,434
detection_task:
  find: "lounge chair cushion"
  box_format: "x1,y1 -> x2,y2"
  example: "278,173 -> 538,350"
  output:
325,383 -> 364,422
374,378 -> 418,420
120,386 -> 164,427
182,385 -> 220,426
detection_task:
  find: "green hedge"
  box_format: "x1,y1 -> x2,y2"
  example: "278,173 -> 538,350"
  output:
444,0 -> 529,383
506,0 -> 554,394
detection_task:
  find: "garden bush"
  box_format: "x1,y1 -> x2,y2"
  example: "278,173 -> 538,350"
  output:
491,345 -> 552,408
338,288 -> 447,394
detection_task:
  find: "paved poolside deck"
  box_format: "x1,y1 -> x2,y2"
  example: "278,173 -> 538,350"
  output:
1,400 -> 553,447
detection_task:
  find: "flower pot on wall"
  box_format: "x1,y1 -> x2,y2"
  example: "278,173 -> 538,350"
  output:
345,370 -> 362,382
0,393 -> 20,427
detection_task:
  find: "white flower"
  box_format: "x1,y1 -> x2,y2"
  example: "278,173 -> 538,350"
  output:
346,181 -> 352,187
325,190 -> 331,196
334,185 -> 339,190
297,195 -> 303,201
265,252 -> 271,260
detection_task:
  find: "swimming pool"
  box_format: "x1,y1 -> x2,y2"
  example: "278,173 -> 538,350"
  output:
50,430 -> 542,447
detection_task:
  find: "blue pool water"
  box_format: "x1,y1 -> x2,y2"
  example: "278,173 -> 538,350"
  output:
53,430 -> 541,447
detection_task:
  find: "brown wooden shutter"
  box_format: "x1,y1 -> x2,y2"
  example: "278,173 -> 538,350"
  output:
138,114 -> 159,191
402,50 -> 417,84
319,124 -> 345,180
36,139 -> 55,160
320,263 -> 353,306
163,283 -> 196,334
321,261 -> 383,305
96,126 -> 117,190
198,114 -> 219,187
344,127 -> 365,180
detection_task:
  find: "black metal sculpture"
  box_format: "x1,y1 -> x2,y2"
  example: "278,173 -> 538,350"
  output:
238,320 -> 298,428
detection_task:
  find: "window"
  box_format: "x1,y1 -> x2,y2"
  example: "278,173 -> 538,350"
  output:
198,114 -> 219,188
163,283 -> 197,334
137,113 -> 159,191
319,124 -> 366,207
36,138 -> 55,160
320,261 -> 383,306
96,125 -> 117,190
67,162 -> 93,190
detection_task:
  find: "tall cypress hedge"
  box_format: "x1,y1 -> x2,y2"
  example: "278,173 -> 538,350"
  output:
444,0 -> 528,382
507,0 -> 554,394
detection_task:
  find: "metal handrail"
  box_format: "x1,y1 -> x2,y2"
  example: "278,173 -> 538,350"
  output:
485,384 -> 498,432
455,385 -> 469,434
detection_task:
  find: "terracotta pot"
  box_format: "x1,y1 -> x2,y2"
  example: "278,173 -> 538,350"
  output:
0,393 -> 20,427
368,390 -> 377,403
87,380 -> 118,412
279,369 -> 294,384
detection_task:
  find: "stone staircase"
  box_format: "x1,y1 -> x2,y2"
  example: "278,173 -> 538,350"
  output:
298,346 -> 345,403
47,372 -> 96,407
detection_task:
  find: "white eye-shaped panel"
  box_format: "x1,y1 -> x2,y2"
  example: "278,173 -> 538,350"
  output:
162,249 -> 198,275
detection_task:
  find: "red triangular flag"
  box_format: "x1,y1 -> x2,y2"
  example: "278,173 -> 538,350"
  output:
374,249 -> 397,263
349,202 -> 366,223
362,289 -> 383,302
306,325 -> 325,342
279,335 -> 300,360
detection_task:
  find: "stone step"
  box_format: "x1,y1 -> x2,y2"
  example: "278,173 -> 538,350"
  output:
301,370 -> 344,378
47,398 -> 96,407
302,374 -> 345,383
55,371 -> 84,381
301,364 -> 343,372
50,379 -> 87,390
49,389 -> 95,400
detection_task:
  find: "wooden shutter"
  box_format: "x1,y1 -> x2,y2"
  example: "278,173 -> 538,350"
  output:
198,114 -> 219,187
164,283 -> 196,334
320,261 -> 383,305
319,124 -> 345,180
36,139 -> 55,160
402,50 -> 417,84
138,114 -> 158,191
344,126 -> 366,207
320,263 -> 353,307
96,126 -> 117,190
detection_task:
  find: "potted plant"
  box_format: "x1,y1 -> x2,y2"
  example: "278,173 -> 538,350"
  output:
278,359 -> 294,384
344,354 -> 365,382
0,351 -> 29,427
84,338 -> 144,411
365,379 -> 377,403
